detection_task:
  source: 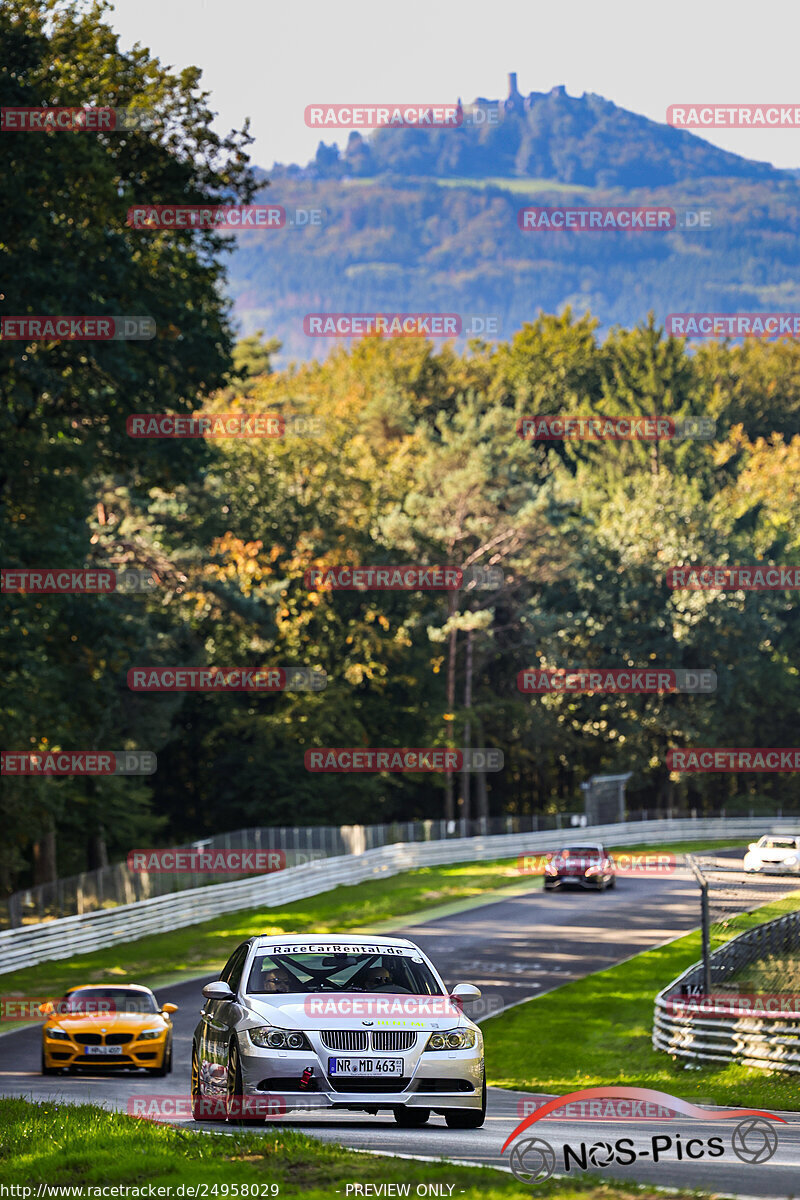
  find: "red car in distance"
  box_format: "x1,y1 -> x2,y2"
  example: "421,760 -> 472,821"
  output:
543,843 -> 617,892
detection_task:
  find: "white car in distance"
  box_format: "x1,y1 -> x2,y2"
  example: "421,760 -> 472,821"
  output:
743,835 -> 800,875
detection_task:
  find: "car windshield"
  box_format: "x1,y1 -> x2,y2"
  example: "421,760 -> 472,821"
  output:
61,988 -> 158,1015
246,952 -> 444,996
760,839 -> 797,850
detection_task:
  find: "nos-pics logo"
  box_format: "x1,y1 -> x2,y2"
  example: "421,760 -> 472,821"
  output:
504,1088 -> 782,1185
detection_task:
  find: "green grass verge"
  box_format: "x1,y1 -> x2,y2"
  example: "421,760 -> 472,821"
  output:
483,890 -> 800,1111
0,859 -> 526,999
0,841 -> 746,1002
0,1097 -> 714,1198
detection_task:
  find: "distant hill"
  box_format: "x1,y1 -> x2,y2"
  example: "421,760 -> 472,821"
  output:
282,77 -> 781,189
230,77 -> 800,362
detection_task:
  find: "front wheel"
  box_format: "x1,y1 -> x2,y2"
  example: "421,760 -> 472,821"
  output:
393,1106 -> 430,1127
444,1073 -> 486,1129
227,1040 -> 262,1123
192,1045 -> 226,1122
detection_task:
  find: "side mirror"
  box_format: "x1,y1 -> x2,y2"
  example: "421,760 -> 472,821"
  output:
38,1002 -> 54,1016
202,981 -> 235,1002
161,1003 -> 178,1015
747,843 -> 757,851
450,983 -> 482,1005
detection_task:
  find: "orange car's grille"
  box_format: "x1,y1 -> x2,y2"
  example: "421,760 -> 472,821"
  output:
106,1033 -> 133,1045
73,1034 -> 103,1045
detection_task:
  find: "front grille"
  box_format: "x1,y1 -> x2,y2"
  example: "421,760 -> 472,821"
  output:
321,1030 -> 369,1052
106,1033 -> 133,1045
73,1034 -> 102,1045
371,1031 -> 416,1052
328,1077 -> 410,1093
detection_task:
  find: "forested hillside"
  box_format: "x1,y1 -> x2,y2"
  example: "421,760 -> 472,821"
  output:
3,6 -> 799,896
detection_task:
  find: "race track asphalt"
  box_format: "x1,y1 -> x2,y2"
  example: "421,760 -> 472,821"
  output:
2,850 -> 799,1196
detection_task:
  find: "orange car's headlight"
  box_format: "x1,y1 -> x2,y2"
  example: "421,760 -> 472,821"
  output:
47,1028 -> 70,1040
137,1028 -> 164,1040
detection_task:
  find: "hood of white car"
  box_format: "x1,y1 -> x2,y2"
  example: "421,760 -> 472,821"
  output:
244,992 -> 466,1032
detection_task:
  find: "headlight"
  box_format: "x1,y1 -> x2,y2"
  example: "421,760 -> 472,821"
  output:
138,1028 -> 163,1040
425,1029 -> 476,1051
785,856 -> 799,867
248,1027 -> 312,1050
47,1028 -> 70,1041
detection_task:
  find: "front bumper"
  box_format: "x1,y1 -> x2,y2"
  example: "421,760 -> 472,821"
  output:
744,860 -> 800,875
236,1034 -> 484,1112
546,873 -> 607,888
43,1033 -> 168,1070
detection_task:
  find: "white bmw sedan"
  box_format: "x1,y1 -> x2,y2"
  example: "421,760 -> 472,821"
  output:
743,834 -> 800,875
192,934 -> 485,1128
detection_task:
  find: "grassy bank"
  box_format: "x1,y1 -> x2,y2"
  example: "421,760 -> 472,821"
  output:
483,890 -> 800,1111
0,840 -> 746,1002
0,1097 -> 715,1199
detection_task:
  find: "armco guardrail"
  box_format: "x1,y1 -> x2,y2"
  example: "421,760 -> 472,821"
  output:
653,909 -> 800,1074
4,814 -> 589,928
0,817 -> 794,975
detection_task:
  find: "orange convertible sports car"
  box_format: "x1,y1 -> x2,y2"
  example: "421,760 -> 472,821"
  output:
41,984 -> 177,1075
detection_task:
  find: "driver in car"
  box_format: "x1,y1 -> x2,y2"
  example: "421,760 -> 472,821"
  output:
363,965 -> 410,993
261,965 -> 292,993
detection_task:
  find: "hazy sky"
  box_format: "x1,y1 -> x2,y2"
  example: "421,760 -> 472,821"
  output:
106,0 -> 800,171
